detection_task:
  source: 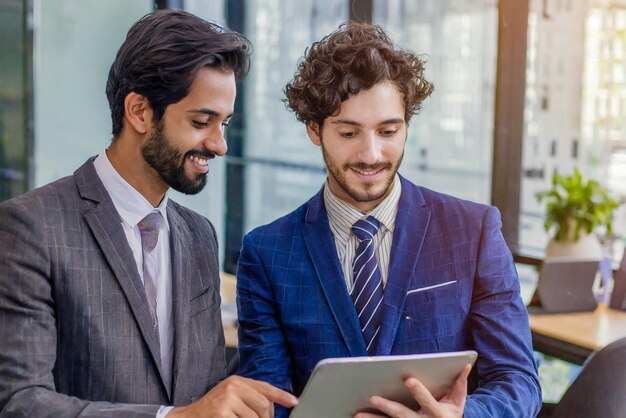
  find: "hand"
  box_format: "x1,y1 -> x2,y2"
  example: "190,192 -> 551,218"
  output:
354,364 -> 472,418
167,375 -> 298,418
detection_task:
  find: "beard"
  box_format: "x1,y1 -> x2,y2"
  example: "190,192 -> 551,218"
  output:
142,120 -> 213,195
320,142 -> 403,205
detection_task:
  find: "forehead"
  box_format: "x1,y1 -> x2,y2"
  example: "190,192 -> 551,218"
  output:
176,67 -> 237,115
330,81 -> 405,125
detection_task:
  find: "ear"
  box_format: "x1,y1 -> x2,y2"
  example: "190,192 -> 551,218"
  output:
306,123 -> 322,146
123,92 -> 153,134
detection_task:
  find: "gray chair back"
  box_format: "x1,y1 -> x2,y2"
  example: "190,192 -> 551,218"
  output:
551,337 -> 626,417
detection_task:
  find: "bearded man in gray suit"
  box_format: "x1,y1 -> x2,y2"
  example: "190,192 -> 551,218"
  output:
0,9 -> 296,418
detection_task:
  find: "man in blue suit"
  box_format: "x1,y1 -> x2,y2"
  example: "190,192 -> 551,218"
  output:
237,22 -> 541,418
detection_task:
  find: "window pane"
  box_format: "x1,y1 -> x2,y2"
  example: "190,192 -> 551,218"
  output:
373,0 -> 498,204
242,0 -> 347,232
33,0 -> 152,187
519,1 -> 626,256
0,0 -> 27,201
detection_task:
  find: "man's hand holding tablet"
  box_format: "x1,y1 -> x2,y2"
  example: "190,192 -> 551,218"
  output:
290,350 -> 477,418
354,363 -> 472,418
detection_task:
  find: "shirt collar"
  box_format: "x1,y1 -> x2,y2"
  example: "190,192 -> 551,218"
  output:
93,150 -> 169,230
324,174 -> 401,246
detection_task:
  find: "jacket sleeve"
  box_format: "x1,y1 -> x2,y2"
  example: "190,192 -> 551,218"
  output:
0,199 -> 161,418
236,230 -> 293,418
463,206 -> 542,418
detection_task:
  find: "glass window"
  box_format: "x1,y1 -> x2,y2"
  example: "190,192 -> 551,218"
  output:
33,0 -> 153,187
241,0 -> 348,233
373,0 -> 499,204
0,0 -> 28,201
519,1 -> 626,256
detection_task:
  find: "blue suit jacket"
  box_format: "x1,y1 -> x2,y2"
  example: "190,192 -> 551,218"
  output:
237,176 -> 541,417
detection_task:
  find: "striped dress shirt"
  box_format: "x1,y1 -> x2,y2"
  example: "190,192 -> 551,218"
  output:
324,175 -> 401,290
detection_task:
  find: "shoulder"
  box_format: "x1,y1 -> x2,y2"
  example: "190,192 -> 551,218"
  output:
167,199 -> 217,239
0,176 -> 80,256
399,176 -> 500,224
0,174 -> 77,217
167,199 -> 210,225
244,197 -> 315,243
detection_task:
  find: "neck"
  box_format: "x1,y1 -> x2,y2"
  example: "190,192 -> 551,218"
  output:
106,137 -> 167,208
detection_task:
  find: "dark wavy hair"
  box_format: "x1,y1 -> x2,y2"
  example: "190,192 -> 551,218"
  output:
284,21 -> 433,126
106,9 -> 251,138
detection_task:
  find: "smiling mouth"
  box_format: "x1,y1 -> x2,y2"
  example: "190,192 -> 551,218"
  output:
350,165 -> 388,177
188,155 -> 210,166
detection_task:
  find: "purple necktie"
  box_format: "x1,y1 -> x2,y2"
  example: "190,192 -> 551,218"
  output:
138,212 -> 162,340
351,216 -> 384,355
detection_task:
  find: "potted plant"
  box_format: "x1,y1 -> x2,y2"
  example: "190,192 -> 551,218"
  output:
536,168 -> 620,259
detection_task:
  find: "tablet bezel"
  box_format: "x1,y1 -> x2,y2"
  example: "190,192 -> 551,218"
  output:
290,350 -> 478,418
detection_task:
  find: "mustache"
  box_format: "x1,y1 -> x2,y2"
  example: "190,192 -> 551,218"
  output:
346,162 -> 392,171
185,150 -> 216,160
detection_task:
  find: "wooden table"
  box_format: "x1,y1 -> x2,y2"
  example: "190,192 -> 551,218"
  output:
529,304 -> 626,364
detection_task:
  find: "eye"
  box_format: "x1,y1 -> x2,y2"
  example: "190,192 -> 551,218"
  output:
340,131 -> 357,138
192,120 -> 209,128
380,129 -> 398,137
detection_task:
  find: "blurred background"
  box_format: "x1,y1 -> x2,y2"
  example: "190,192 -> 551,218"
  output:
2,0 -> 626,404
4,0 -> 626,271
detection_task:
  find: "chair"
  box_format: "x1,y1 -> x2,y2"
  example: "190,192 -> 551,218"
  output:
549,337 -> 626,417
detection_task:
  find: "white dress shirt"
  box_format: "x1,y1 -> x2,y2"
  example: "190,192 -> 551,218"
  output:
93,152 -> 174,414
324,174 -> 401,290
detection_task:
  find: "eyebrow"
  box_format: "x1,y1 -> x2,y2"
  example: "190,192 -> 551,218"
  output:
187,109 -> 233,119
330,118 -> 405,126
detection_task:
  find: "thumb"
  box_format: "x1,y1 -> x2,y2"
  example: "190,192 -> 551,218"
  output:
446,363 -> 472,406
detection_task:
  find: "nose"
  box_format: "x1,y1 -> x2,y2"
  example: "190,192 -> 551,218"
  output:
206,126 -> 228,157
357,132 -> 382,165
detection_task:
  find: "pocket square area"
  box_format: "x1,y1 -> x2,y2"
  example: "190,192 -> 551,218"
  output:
406,280 -> 458,295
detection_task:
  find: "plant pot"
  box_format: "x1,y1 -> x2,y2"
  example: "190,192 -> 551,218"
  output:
545,232 -> 603,260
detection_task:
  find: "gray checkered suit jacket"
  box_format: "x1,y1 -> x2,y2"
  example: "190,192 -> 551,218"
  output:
0,159 -> 226,417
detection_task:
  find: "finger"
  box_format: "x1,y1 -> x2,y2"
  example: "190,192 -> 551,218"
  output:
235,389 -> 274,418
353,411 -> 387,418
213,376 -> 287,417
446,364 -> 472,406
214,377 -> 273,418
225,396 -> 258,418
404,376 -> 438,412
239,377 -> 299,408
367,395 -> 418,418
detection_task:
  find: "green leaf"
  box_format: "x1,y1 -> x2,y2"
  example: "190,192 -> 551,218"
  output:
536,168 -> 621,242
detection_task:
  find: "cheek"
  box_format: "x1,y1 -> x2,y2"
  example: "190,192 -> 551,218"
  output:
168,127 -> 201,148
384,141 -> 405,160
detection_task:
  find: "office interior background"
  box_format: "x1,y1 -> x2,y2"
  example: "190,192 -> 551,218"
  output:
2,0 -> 626,404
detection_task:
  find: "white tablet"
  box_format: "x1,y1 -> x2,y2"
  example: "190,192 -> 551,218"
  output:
290,350 -> 478,418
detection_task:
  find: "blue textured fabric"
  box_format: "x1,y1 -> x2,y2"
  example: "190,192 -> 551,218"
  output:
236,175 -> 542,418
351,216 -> 384,354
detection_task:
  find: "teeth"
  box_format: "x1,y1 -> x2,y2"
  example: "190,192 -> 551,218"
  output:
353,168 -> 381,175
189,155 -> 209,166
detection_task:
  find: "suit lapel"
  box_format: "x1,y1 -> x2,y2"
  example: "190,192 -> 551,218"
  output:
302,190 -> 367,356
75,160 -> 169,398
167,205 -> 192,401
374,177 -> 430,355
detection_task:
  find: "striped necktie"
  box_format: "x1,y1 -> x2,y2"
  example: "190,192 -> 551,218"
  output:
351,216 -> 384,355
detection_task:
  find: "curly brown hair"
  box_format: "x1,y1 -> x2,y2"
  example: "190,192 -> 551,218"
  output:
284,21 -> 433,126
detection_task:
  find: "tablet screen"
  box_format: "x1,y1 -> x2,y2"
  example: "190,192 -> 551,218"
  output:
290,350 -> 477,418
